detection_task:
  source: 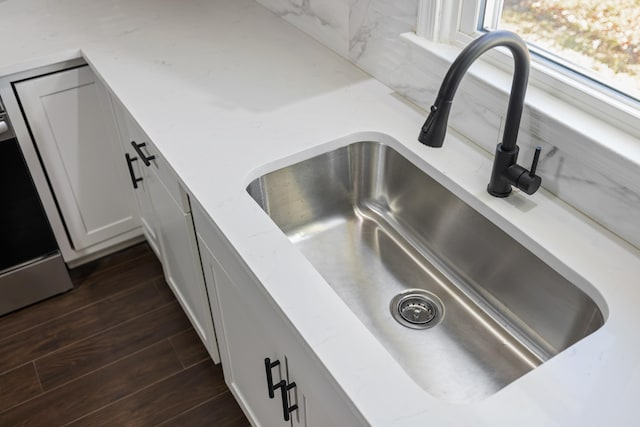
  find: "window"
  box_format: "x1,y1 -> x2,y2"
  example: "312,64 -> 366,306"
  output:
488,0 -> 640,102
417,0 -> 640,137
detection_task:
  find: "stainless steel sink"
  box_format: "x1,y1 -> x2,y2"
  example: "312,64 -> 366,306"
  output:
247,141 -> 604,403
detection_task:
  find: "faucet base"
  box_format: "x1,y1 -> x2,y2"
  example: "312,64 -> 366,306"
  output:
487,143 -> 519,197
487,184 -> 512,198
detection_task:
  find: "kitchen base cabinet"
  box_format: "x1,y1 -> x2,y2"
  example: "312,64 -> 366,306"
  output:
197,235 -> 292,426
109,95 -> 161,258
109,91 -> 219,364
15,66 -> 141,253
193,203 -> 365,427
148,170 -> 219,363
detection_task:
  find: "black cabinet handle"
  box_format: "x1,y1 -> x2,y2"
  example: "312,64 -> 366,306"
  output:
130,140 -> 156,167
278,380 -> 298,422
125,153 -> 143,189
264,358 -> 282,399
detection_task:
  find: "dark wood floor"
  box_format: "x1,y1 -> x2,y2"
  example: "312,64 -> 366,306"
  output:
0,243 -> 249,426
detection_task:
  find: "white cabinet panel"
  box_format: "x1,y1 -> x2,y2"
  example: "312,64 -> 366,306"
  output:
109,96 -> 161,257
192,203 -> 364,427
146,164 -> 219,363
15,66 -> 140,250
108,90 -> 219,364
201,240 -> 290,426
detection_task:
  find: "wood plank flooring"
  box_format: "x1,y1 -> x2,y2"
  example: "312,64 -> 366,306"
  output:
0,243 -> 248,426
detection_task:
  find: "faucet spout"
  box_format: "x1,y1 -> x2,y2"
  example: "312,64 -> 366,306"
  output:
418,30 -> 541,197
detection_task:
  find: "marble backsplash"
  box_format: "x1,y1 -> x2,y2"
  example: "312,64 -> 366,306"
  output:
256,0 -> 640,250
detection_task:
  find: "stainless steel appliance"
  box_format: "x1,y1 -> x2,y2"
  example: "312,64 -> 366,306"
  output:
0,96 -> 72,315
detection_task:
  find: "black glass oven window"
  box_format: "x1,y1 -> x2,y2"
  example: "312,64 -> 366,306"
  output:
0,138 -> 58,272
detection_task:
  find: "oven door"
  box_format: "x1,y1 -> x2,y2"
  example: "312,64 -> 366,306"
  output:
0,125 -> 72,315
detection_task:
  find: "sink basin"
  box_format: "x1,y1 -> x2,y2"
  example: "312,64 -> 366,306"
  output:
247,140 -> 604,402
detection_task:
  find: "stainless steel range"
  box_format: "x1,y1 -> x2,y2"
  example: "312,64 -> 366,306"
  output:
0,96 -> 72,315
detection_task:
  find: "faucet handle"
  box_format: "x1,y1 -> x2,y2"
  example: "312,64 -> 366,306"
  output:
529,146 -> 541,177
514,146 -> 542,195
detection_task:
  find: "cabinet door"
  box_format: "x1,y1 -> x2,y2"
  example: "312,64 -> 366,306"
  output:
192,204 -> 366,427
203,244 -> 291,426
109,97 -> 161,257
286,349 -> 364,427
15,66 -> 140,250
146,167 -> 219,363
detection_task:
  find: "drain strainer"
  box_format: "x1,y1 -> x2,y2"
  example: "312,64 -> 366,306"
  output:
390,290 -> 444,330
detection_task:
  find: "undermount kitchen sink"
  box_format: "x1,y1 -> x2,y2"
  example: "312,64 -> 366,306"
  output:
247,140 -> 604,403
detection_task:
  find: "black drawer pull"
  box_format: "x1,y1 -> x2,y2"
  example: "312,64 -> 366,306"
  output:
278,380 -> 298,422
264,358 -> 281,399
125,153 -> 143,189
130,140 -> 156,167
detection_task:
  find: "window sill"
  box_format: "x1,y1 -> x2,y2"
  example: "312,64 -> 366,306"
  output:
401,31 -> 640,194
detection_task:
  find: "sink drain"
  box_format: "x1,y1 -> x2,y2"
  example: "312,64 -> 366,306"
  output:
391,290 -> 444,330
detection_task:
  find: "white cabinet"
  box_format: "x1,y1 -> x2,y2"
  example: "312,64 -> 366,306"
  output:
108,100 -> 220,363
147,163 -> 219,363
15,66 -> 141,251
109,96 -> 161,258
197,234 -> 290,425
193,203 -> 364,427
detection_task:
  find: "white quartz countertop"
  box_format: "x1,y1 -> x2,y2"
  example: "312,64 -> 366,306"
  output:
2,0 -> 639,425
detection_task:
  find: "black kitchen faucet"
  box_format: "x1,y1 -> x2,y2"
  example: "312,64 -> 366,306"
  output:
419,30 -> 542,197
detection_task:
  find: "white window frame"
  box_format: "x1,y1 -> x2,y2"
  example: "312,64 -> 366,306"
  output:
416,0 -> 640,139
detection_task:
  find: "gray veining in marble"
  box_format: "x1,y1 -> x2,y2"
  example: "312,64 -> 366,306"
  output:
348,1 -> 419,80
256,0 -> 349,57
